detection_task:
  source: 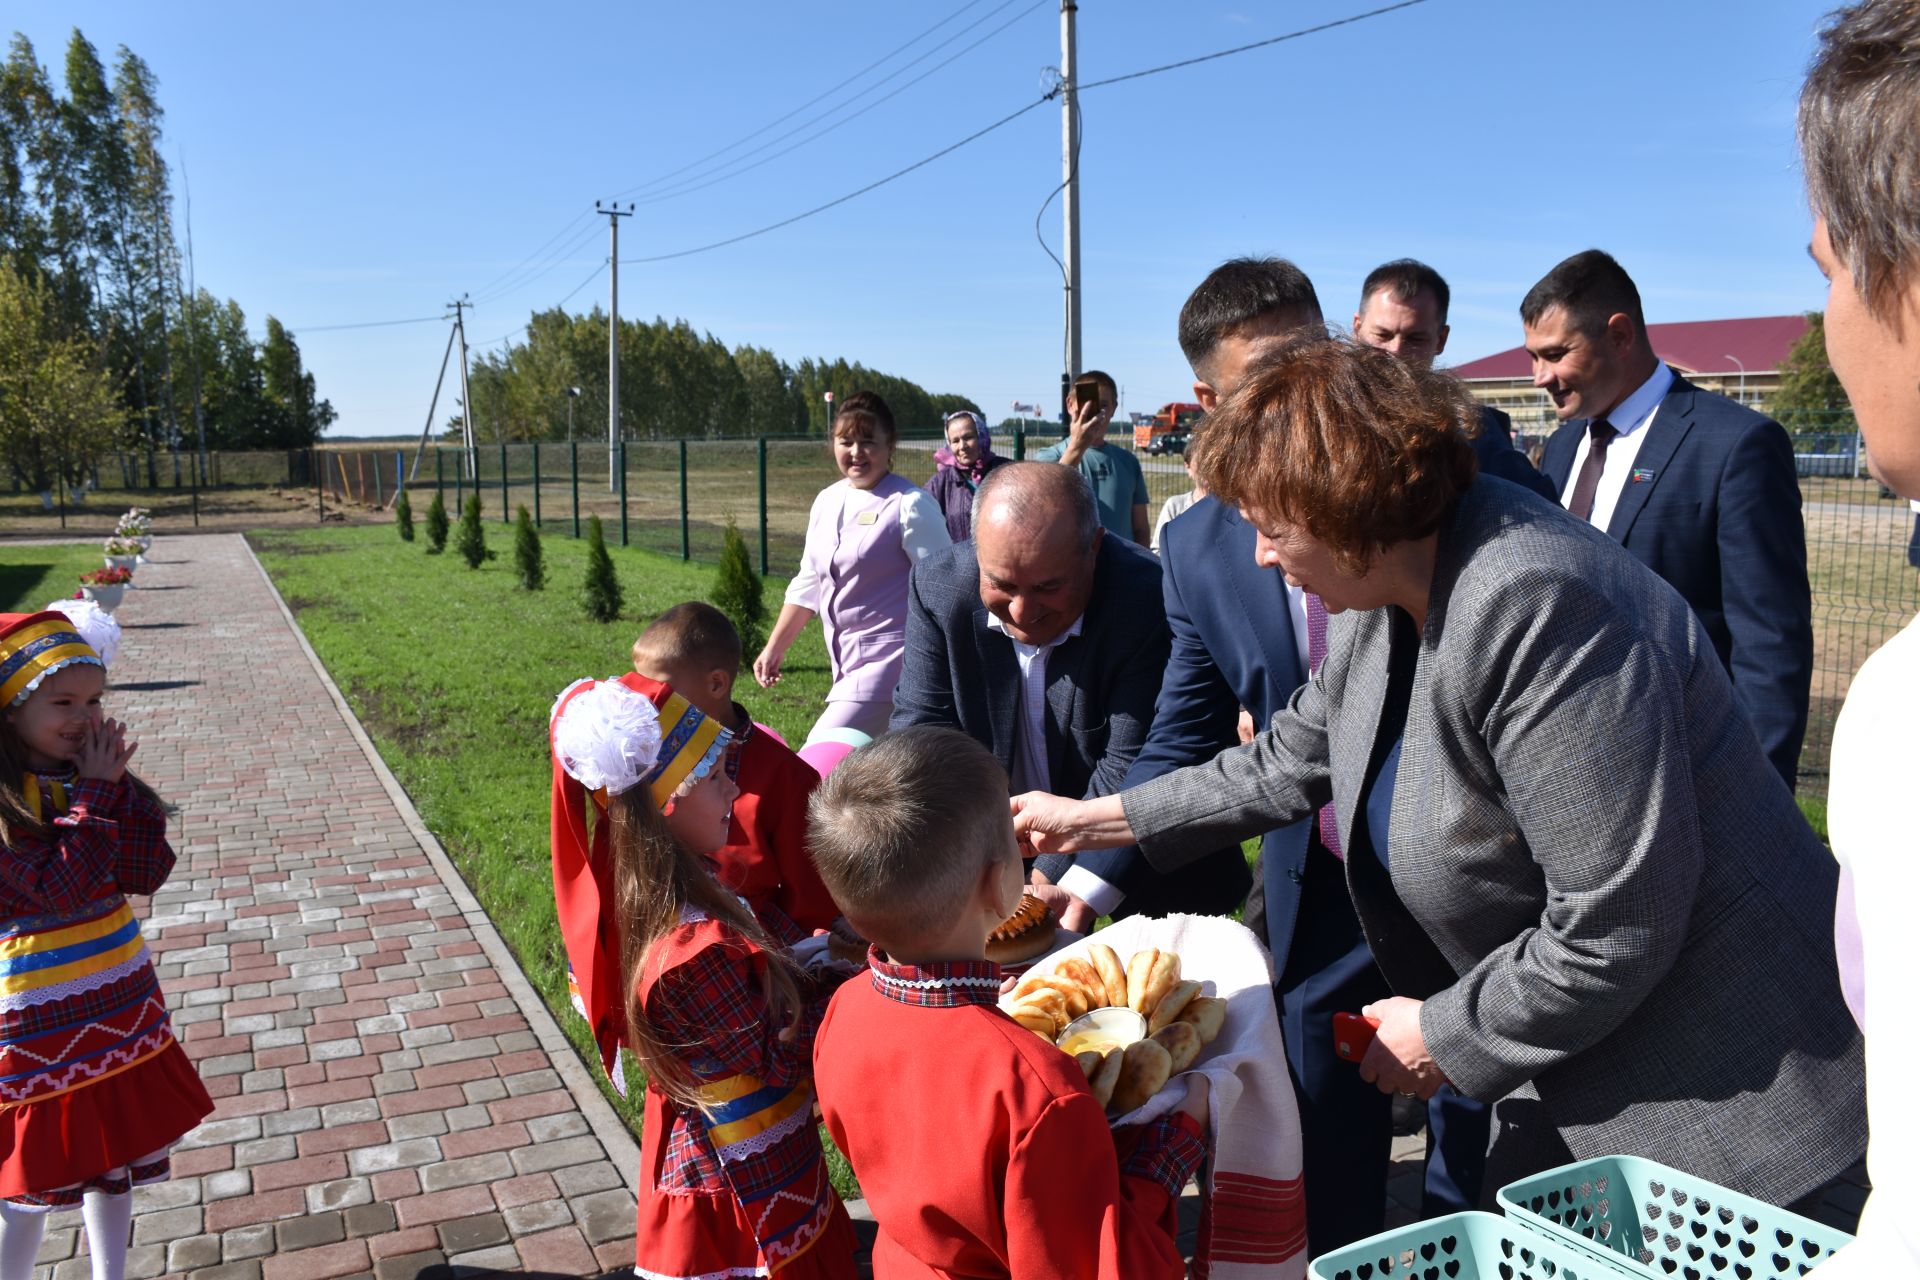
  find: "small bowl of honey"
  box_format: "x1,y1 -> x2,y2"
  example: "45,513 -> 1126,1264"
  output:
1056,1006 -> 1146,1057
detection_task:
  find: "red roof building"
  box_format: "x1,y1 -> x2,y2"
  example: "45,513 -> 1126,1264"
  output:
1451,315 -> 1811,434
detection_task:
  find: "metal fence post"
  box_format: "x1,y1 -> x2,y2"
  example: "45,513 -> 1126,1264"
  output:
499,442 -> 510,523
394,450 -> 403,503
679,439 -> 690,561
455,452 -> 464,514
435,449 -> 444,500
570,440 -> 580,538
619,440 -> 629,547
532,443 -> 542,527
757,438 -> 769,576
314,448 -> 323,523
1014,426 -> 1026,461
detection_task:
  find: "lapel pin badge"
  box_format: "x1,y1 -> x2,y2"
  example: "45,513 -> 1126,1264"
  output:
1630,468 -> 1655,484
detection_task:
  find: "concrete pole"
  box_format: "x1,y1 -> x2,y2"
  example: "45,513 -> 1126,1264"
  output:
599,202 -> 633,491
1061,0 -> 1082,419
451,298 -> 477,480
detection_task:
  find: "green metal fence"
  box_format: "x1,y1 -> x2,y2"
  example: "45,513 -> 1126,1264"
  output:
5,421 -> 1913,802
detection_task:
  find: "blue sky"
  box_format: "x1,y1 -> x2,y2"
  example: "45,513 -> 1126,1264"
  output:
11,1 -> 1833,435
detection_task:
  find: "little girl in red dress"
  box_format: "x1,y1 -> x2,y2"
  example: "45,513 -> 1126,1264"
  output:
0,611 -> 211,1280
549,674 -> 857,1278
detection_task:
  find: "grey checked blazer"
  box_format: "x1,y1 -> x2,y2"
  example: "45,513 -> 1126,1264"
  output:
1123,476 -> 1864,1206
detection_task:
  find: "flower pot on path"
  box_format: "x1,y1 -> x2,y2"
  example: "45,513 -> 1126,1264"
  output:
104,555 -> 139,575
83,584 -> 126,614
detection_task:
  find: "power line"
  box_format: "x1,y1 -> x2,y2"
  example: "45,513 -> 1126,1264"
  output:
466,207 -> 596,303
631,0 -> 1046,208
468,260 -> 608,350
469,217 -> 606,306
293,314 -> 448,334
1078,0 -> 1428,91
618,1 -> 1427,267
613,0 -> 999,199
620,96 -> 1051,265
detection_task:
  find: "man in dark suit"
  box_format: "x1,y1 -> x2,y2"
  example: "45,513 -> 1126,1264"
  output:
1525,250 -> 1813,787
1046,258 -> 1480,1254
890,461 -> 1250,916
1352,258 -> 1559,502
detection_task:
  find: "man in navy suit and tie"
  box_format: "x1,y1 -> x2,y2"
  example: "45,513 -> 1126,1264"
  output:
1043,258 -> 1486,1253
1524,250 -> 1813,787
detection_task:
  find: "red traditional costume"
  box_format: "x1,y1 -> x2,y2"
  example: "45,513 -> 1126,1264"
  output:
815,950 -> 1205,1280
548,675 -> 856,1279
0,612 -> 212,1208
628,679 -> 838,937
631,910 -> 856,1279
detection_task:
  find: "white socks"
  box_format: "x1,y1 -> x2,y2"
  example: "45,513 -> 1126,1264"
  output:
0,1202 -> 46,1280
79,1191 -> 131,1280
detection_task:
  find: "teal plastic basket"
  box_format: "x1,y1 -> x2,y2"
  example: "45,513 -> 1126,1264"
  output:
1497,1155 -> 1851,1278
1309,1210 -> 1637,1280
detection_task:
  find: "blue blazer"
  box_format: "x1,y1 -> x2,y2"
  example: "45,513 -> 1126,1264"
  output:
1074,496 -> 1316,952
1539,372 -> 1812,786
1475,405 -> 1560,501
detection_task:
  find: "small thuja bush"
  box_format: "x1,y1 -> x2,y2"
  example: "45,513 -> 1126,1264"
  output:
712,516 -> 765,653
583,515 -> 622,623
454,493 -> 487,569
425,491 -> 449,553
513,505 -> 544,591
394,489 -> 415,542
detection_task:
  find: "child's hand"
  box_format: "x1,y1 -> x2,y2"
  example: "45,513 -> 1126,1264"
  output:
1178,1074 -> 1210,1132
75,717 -> 136,783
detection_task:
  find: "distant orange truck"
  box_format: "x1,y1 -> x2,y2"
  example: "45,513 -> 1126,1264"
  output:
1133,402 -> 1204,451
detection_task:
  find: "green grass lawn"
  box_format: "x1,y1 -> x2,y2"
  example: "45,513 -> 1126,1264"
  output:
0,542 -> 115,612
239,524 -> 852,1179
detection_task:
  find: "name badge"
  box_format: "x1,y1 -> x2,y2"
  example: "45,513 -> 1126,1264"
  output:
855,511 -> 878,525
1630,468 -> 1655,484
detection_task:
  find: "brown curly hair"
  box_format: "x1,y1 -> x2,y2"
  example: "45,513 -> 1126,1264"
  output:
1189,336 -> 1478,576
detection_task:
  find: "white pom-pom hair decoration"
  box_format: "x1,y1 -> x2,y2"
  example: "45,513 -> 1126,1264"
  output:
44,597 -> 121,668
550,679 -> 663,796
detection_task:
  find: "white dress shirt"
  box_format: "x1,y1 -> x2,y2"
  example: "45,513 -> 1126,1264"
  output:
1819,612 -> 1920,1277
1557,362 -> 1674,530
1058,574 -> 1310,918
983,610 -> 1085,799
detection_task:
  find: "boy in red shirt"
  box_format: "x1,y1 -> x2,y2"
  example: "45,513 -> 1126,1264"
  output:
807,726 -> 1207,1279
632,602 -> 841,934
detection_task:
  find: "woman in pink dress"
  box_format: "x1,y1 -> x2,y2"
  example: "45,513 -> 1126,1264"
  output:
753,391 -> 949,772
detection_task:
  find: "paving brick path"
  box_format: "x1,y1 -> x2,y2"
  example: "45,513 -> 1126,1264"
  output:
31,534 -> 640,1279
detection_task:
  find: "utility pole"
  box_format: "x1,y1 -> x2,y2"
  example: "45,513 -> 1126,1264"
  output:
597,201 -> 634,491
1060,0 -> 1082,428
180,154 -> 209,481
450,296 -> 477,479
407,320 -> 459,484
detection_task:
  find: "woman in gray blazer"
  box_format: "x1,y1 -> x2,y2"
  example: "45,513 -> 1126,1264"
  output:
1013,338 -> 1864,1209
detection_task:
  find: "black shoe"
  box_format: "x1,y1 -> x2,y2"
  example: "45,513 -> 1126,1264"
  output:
1391,1091 -> 1425,1137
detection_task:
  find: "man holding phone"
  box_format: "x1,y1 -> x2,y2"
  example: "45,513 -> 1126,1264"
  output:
1033,370 -> 1152,545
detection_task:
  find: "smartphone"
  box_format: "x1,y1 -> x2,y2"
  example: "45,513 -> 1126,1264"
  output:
1332,1012 -> 1380,1063
1072,381 -> 1098,413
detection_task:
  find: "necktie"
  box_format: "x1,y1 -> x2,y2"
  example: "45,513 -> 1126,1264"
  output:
1304,592 -> 1343,860
1566,419 -> 1618,523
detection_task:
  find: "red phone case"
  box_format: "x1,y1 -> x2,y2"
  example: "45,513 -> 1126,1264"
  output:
1332,1013 -> 1380,1063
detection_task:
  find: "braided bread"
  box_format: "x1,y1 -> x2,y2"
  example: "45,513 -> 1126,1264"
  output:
985,893 -> 1057,965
